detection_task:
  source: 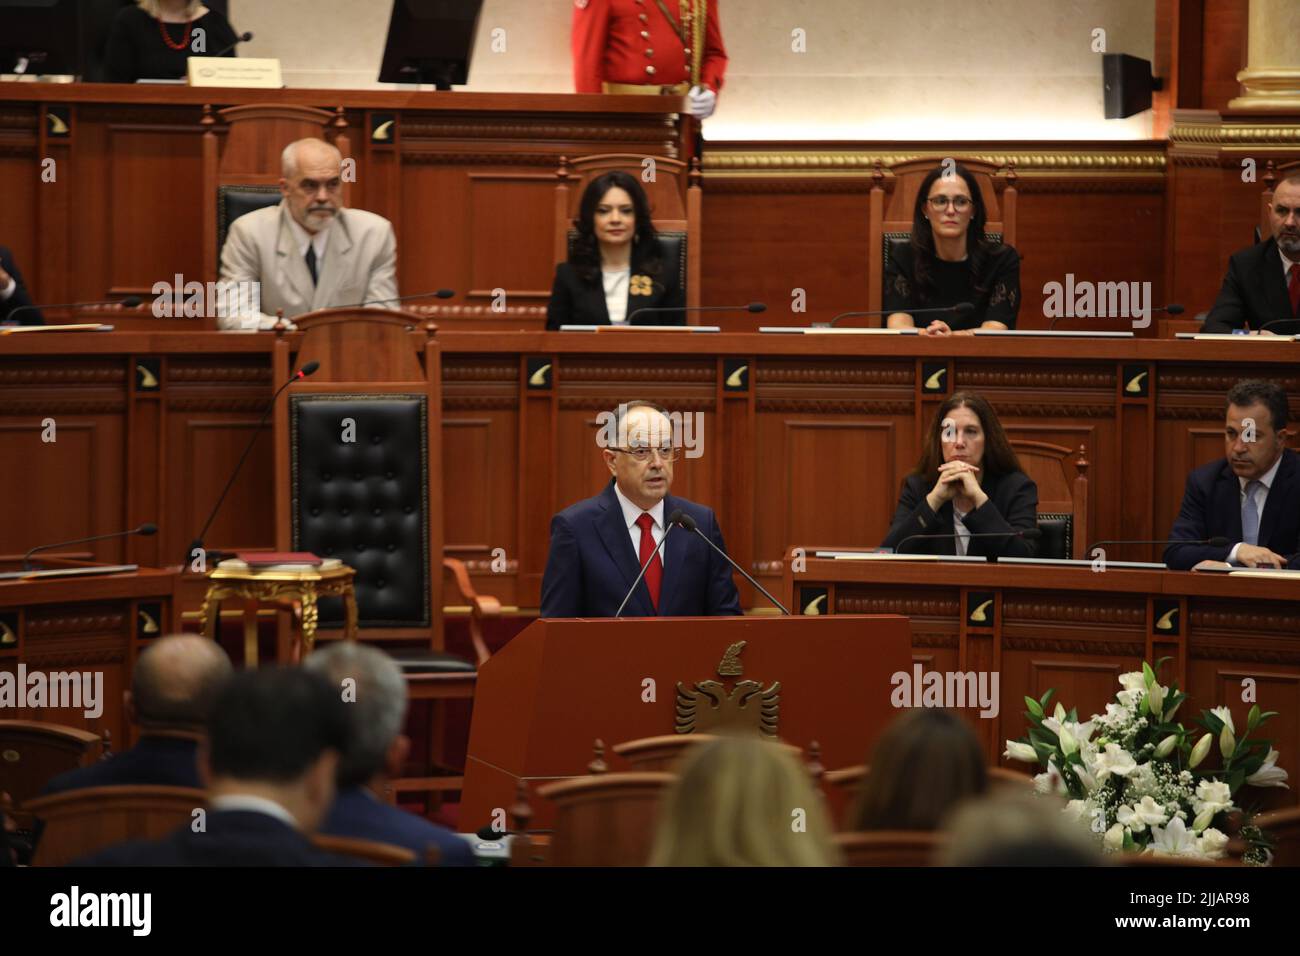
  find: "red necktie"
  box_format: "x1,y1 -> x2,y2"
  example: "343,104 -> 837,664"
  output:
1289,263 -> 1300,316
635,512 -> 662,612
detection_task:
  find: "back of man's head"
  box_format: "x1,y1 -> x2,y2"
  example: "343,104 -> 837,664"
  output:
131,634 -> 233,733
207,668 -> 348,786
303,642 -> 407,788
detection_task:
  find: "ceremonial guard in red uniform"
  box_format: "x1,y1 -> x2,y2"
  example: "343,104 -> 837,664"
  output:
572,0 -> 728,119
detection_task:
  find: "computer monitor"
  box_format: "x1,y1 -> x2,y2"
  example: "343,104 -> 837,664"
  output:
0,0 -> 84,77
378,0 -> 484,90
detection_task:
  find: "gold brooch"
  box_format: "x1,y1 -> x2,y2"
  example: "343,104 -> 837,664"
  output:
630,274 -> 654,296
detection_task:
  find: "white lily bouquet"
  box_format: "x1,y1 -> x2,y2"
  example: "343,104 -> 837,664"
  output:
1003,660 -> 1288,863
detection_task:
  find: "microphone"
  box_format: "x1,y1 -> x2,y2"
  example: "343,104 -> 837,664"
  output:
1257,318 -> 1300,335
674,512 -> 791,615
210,31 -> 254,59
822,302 -> 974,329
894,527 -> 1042,563
623,302 -> 766,324
1088,536 -> 1229,554
23,523 -> 157,571
1047,302 -> 1183,331
185,361 -> 320,568
350,289 -> 455,309
4,295 -> 143,326
614,509 -> 681,617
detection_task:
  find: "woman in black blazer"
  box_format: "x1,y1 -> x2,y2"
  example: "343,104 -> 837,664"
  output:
882,391 -> 1039,558
546,171 -> 684,330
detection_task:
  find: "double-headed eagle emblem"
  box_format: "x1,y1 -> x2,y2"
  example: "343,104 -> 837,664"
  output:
675,640 -> 780,736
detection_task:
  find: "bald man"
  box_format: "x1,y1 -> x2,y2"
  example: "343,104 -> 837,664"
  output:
217,137 -> 398,330
40,634 -> 233,795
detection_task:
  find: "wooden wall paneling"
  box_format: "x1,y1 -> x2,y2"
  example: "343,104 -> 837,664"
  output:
125,351 -> 163,568
719,353 -> 755,605
1113,363 -> 1156,561
1148,593 -> 1188,689
517,353 -> 555,602
361,109 -> 402,228
467,170 -> 560,305
956,587 -> 1000,761
1200,0 -> 1249,111
35,103 -> 73,316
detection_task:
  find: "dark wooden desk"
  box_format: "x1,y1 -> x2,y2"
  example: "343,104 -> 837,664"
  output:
783,552 -> 1299,807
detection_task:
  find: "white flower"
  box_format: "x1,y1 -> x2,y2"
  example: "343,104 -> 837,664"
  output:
1092,743 -> 1138,781
1193,779 -> 1233,817
1104,823 -> 1126,851
1245,748 -> 1290,789
1210,706 -> 1235,735
1118,672 -> 1146,692
1127,762 -> 1157,797
1053,702 -> 1066,721
1034,760 -> 1065,795
1149,817 -> 1200,857
1117,689 -> 1143,708
1220,724 -> 1237,760
1192,808 -> 1216,832
1147,683 -> 1166,720
1117,796 -> 1168,833
1153,734 -> 1179,759
1004,740 -> 1038,763
1199,828 -> 1229,860
1064,799 -> 1090,823
1189,733 -> 1213,768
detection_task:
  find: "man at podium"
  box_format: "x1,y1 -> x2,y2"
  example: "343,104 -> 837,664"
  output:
540,400 -> 741,617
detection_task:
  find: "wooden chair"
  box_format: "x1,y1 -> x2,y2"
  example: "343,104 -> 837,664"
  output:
867,157 -> 1019,317
823,763 -> 1035,831
1008,440 -> 1090,560
532,772 -> 676,866
610,733 -> 801,772
271,314 -> 499,807
23,785 -> 202,866
311,833 -> 417,866
834,830 -> 945,866
0,720 -> 103,810
1256,806 -> 1300,867
200,102 -> 352,290
553,153 -> 703,315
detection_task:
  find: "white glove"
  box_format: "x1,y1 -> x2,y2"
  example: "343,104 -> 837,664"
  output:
687,85 -> 717,119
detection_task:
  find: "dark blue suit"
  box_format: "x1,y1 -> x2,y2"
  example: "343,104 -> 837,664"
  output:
0,246 -> 42,325
1164,449 -> 1300,570
540,480 -> 742,617
319,786 -> 476,866
40,735 -> 201,796
77,810 -> 354,866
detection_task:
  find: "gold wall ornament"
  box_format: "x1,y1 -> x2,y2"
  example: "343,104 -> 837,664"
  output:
675,640 -> 780,736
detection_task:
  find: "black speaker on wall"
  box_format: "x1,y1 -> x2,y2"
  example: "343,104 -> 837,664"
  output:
1103,53 -> 1163,119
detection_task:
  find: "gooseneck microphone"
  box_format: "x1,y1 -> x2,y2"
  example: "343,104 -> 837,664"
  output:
894,527 -> 1042,564
623,302 -> 766,324
352,289 -> 456,309
615,509 -> 682,617
185,361 -> 320,567
1087,536 -> 1229,554
210,31 -> 254,59
4,295 -> 143,326
823,302 -> 974,329
1047,302 -> 1184,331
23,524 -> 157,571
674,513 -> 791,615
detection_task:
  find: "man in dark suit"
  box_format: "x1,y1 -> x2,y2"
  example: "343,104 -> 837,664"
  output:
1165,380 -> 1300,570
80,668 -> 351,866
41,635 -> 232,796
305,642 -> 476,866
1203,174 -> 1300,334
0,246 -> 42,325
541,400 -> 741,617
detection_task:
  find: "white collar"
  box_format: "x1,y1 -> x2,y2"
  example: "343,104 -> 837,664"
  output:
210,793 -> 300,829
286,210 -> 331,258
613,481 -> 665,531
1240,452 -> 1283,493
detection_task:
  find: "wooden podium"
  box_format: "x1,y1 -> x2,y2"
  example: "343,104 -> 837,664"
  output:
460,614 -> 912,831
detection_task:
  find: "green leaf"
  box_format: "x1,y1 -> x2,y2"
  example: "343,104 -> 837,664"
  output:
1025,696 -> 1044,719
1248,704 -> 1261,732
1039,688 -> 1056,710
1142,661 -> 1156,687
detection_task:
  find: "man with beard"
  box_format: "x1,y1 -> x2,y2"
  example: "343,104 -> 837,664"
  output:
217,138 -> 397,330
1204,173 -> 1300,334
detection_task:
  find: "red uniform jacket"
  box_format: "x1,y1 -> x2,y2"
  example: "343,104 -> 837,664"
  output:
572,0 -> 727,94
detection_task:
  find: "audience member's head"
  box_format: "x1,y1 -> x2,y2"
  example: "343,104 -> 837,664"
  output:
201,667 -> 348,832
649,733 -> 839,867
939,791 -> 1103,866
303,641 -> 409,790
916,390 -> 1021,483
851,709 -> 987,832
128,634 -> 233,734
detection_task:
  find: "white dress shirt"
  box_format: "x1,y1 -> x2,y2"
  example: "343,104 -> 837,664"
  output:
614,482 -> 666,568
287,214 -> 331,267
603,267 -> 630,324
1227,452 -> 1283,563
0,277 -> 15,301
1281,249 -> 1297,283
210,793 -> 300,829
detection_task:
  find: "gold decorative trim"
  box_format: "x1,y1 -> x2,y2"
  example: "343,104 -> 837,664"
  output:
705,150 -> 1166,178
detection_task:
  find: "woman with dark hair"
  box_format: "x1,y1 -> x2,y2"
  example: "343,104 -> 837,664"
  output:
882,391 -> 1039,558
104,1 -> 238,84
851,709 -> 988,832
884,162 -> 1021,335
546,171 -> 684,330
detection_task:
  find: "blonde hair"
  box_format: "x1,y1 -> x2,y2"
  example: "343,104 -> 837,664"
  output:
648,733 -> 840,867
137,1 -> 203,18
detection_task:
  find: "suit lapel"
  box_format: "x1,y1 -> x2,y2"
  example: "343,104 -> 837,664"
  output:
595,483 -> 654,615
1260,241 -> 1293,322
1259,450 -> 1296,540
656,496 -> 688,615
312,213 -> 353,311
1218,461 -> 1244,542
276,207 -> 317,307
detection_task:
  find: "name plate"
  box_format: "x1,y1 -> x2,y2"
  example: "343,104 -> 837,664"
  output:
187,57 -> 283,89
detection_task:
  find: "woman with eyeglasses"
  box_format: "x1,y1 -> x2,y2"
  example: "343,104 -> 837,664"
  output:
884,163 -> 1021,336
546,171 -> 684,330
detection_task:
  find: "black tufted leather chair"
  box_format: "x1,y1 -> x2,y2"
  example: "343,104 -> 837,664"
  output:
216,185 -> 282,270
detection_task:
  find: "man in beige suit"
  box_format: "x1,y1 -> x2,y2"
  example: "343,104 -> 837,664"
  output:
217,138 -> 398,330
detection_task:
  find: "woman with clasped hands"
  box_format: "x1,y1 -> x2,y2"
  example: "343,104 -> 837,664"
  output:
882,392 -> 1039,558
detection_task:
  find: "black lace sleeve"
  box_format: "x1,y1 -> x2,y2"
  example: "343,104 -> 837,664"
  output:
983,245 -> 1021,329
